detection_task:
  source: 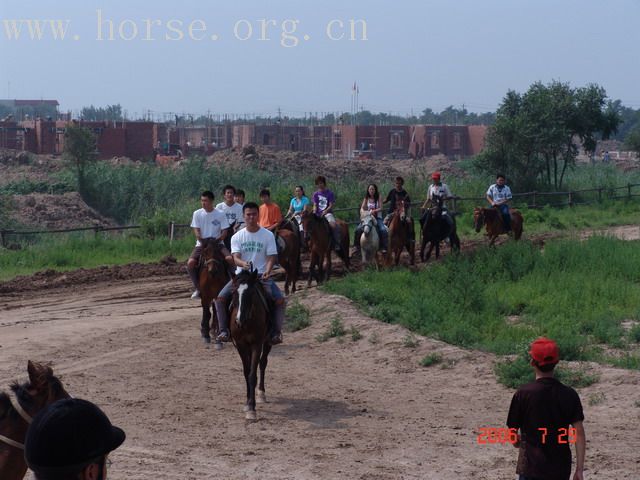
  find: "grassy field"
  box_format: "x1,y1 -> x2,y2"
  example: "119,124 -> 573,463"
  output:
324,236 -> 640,386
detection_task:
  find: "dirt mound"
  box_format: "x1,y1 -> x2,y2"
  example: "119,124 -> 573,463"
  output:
0,149 -> 64,187
10,192 -> 117,230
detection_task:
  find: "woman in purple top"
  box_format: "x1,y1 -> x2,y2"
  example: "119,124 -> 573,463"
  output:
312,175 -> 342,252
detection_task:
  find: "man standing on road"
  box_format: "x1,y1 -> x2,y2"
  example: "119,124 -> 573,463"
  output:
507,337 -> 586,480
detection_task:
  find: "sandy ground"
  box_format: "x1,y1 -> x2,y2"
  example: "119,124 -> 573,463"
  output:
1,271 -> 639,480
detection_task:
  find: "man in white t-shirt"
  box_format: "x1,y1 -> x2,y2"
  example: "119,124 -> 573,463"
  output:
187,191 -> 232,299
216,184 -> 244,227
215,202 -> 286,345
486,173 -> 513,232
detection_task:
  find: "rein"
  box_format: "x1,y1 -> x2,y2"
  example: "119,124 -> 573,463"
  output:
0,392 -> 33,450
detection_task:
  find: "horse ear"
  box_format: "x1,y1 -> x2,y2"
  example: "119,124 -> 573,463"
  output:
28,361 -> 53,389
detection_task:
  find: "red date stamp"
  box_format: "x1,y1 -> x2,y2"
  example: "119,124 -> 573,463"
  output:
477,427 -> 577,445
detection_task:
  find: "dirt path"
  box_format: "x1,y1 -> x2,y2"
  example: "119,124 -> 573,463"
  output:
1,275 -> 639,479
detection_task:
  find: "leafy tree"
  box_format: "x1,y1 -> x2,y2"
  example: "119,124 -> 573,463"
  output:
63,123 -> 97,195
476,81 -> 620,190
80,104 -> 123,122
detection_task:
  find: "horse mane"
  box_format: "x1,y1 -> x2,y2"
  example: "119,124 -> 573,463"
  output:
0,381 -> 33,422
483,207 -> 499,219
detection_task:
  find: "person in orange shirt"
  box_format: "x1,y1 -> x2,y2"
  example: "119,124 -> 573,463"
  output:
258,188 -> 283,231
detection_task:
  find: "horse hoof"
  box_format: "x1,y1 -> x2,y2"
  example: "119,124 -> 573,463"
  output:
256,390 -> 267,403
243,404 -> 251,412
202,336 -> 211,345
245,410 -> 257,421
214,341 -> 223,351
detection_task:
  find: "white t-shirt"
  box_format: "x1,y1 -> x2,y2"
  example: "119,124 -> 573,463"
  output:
190,208 -> 230,246
216,201 -> 244,225
428,183 -> 453,206
486,184 -> 513,204
230,227 -> 277,274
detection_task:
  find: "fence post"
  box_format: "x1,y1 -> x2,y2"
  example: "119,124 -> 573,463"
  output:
568,191 -> 573,207
598,188 -> 602,202
169,222 -> 175,246
628,183 -> 632,199
0,230 -> 5,248
532,191 -> 537,209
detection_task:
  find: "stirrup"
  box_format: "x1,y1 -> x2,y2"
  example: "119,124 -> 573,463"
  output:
216,330 -> 230,342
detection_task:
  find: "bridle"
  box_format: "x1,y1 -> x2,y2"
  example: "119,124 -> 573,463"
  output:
0,392 -> 33,450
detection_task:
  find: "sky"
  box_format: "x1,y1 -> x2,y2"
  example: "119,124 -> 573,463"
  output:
0,0 -> 638,118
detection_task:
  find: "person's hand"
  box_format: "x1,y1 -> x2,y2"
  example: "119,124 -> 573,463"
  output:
572,470 -> 584,480
262,271 -> 270,280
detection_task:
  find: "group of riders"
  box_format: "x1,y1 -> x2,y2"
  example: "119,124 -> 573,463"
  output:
186,173 -> 514,346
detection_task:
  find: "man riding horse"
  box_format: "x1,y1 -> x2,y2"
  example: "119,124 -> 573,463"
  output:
486,173 -> 513,232
382,176 -> 415,248
215,202 -> 285,345
187,191 -> 235,299
420,172 -> 455,231
312,175 -> 344,255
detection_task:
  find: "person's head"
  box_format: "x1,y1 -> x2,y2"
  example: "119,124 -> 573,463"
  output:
234,189 -> 245,205
200,191 -> 214,211
315,176 -> 327,190
259,188 -> 271,204
394,176 -> 404,190
432,172 -> 441,184
366,184 -> 379,200
25,398 -> 125,480
294,185 -> 305,198
496,174 -> 506,186
222,185 -> 236,204
243,202 -> 260,229
529,337 -> 560,373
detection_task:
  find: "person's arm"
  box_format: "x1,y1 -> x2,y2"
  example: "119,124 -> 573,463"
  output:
360,198 -> 368,211
192,228 -> 202,242
217,229 -> 228,241
486,194 -> 495,206
572,421 -> 585,480
383,191 -> 391,205
262,254 -> 277,279
232,252 -> 248,269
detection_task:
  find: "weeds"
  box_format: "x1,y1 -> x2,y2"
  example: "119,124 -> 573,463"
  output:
285,300 -> 311,332
420,353 -> 442,367
350,326 -> 363,342
402,333 -> 420,348
588,392 -> 606,406
316,315 -> 346,342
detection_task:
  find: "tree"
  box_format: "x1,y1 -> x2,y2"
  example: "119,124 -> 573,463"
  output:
80,104 -> 123,122
625,126 -> 640,158
476,81 -> 620,190
63,123 -> 97,194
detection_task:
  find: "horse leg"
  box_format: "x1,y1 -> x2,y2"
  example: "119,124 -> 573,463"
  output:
307,251 -> 317,287
435,241 -> 440,259
257,343 -> 272,404
420,236 -> 427,262
325,250 -> 332,281
200,300 -> 211,344
426,242 -> 434,261
237,345 -> 252,412
245,346 -> 261,420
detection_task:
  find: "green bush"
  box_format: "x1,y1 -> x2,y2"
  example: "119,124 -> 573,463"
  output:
285,300 -> 311,332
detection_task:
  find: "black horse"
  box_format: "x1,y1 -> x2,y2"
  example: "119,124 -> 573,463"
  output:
420,197 -> 461,262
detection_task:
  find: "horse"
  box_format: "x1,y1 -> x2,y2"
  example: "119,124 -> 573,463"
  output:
229,268 -> 273,421
420,197 -> 461,262
473,206 -> 524,246
199,238 -> 232,347
0,361 -> 70,480
301,211 -> 350,286
386,197 -> 415,266
273,227 -> 300,295
359,209 -> 380,267
222,220 -> 243,252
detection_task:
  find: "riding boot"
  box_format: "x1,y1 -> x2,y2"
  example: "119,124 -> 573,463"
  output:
214,299 -> 231,342
187,265 -> 200,297
271,301 -> 285,345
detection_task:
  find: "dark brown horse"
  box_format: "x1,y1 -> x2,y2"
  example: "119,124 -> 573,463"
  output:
0,361 -> 70,480
420,197 -> 461,262
386,198 -> 415,266
230,268 -> 272,421
473,206 -> 524,245
273,227 -> 300,295
301,211 -> 350,286
199,238 -> 232,347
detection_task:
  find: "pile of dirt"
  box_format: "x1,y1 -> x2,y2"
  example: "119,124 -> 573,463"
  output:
0,149 -> 64,187
9,192 -> 117,230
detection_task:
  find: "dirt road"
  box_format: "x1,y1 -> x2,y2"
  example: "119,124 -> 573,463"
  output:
1,273 -> 639,480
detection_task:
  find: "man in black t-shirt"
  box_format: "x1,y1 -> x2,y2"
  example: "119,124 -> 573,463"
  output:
507,337 -> 586,480
382,176 -> 415,245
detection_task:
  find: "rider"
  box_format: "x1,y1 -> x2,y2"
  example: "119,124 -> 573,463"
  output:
215,202 -> 285,345
285,185 -> 310,245
258,188 -> 283,232
234,189 -> 245,208
382,176 -> 415,245
216,184 -> 244,228
421,171 -> 455,230
312,175 -> 343,254
25,398 -> 125,480
187,191 -> 233,299
486,173 -> 513,232
353,184 -> 388,255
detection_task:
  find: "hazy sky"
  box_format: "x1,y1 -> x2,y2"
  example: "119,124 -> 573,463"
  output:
1,0 -> 638,118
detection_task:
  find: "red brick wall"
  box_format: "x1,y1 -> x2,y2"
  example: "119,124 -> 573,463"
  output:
124,122 -> 155,160
0,121 -> 19,149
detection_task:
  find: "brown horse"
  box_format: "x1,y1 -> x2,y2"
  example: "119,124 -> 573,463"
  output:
473,206 -> 524,245
230,268 -> 272,420
301,211 -> 350,286
199,238 -> 232,348
273,228 -> 300,295
0,361 -> 70,480
386,198 -> 415,266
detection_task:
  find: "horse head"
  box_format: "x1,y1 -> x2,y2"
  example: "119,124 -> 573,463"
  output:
360,209 -> 375,236
473,207 -> 485,232
201,238 -> 226,277
395,194 -> 406,221
233,266 -> 260,328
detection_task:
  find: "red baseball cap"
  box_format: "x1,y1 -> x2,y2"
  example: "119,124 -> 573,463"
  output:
529,337 -> 560,366
432,172 -> 441,180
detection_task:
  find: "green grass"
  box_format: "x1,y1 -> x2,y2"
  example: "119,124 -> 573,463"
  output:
420,353 -> 443,367
494,354 -> 599,389
316,315 -> 346,342
285,300 -> 311,332
324,236 -> 640,381
0,232 -> 193,281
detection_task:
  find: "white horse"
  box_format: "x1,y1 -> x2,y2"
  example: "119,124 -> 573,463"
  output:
359,209 -> 380,267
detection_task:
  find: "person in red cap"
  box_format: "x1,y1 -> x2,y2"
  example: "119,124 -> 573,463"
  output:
506,337 -> 586,480
420,172 -> 455,230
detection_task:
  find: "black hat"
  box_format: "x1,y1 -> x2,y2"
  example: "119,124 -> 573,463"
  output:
25,398 -> 125,475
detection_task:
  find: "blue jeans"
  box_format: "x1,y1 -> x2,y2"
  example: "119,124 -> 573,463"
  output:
498,204 -> 511,231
